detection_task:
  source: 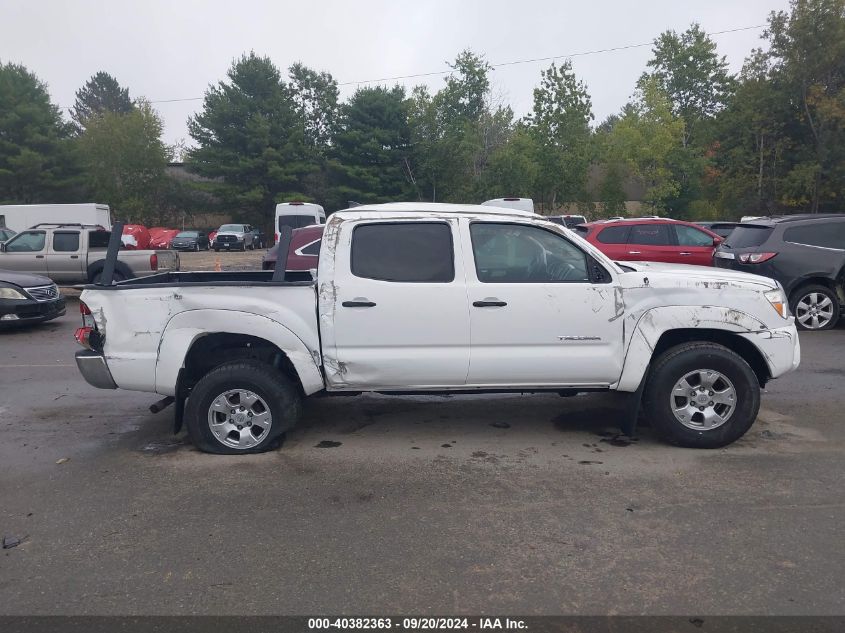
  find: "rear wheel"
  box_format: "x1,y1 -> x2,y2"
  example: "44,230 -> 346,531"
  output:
642,342 -> 760,448
185,361 -> 301,454
91,270 -> 126,284
791,284 -> 839,331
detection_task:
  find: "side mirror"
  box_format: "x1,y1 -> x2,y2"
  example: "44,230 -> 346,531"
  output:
713,236 -> 723,246
0,242 -> 5,252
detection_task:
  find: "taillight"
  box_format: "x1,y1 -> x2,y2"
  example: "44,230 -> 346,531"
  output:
275,232 -> 280,243
80,301 -> 95,329
75,326 -> 93,348
150,253 -> 158,270
80,301 -> 91,315
738,252 -> 777,264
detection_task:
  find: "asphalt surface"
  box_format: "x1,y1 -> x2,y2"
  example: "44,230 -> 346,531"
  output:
1,302 -> 843,616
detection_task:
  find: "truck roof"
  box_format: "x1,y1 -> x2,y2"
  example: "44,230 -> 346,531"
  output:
335,202 -> 540,218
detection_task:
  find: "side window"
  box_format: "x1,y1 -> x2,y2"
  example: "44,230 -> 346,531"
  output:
351,222 -> 454,282
53,231 -> 80,252
596,225 -> 630,244
300,240 -> 321,256
675,225 -> 714,247
629,224 -> 671,246
5,231 -> 46,252
784,222 -> 845,250
470,223 -> 589,283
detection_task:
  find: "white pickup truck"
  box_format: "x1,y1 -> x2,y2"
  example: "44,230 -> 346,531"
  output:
74,203 -> 800,454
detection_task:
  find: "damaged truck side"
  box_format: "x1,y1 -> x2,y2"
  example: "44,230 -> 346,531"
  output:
74,203 -> 800,454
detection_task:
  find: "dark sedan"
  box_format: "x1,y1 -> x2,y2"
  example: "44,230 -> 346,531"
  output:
170,231 -> 210,251
0,270 -> 66,327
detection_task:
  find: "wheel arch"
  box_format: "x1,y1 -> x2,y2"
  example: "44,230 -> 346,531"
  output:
155,310 -> 324,398
616,306 -> 773,391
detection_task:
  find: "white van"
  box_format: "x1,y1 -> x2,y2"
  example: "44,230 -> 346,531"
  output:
0,203 -> 111,233
275,202 -> 325,243
481,198 -> 535,213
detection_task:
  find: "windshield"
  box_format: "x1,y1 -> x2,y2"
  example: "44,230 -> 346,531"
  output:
279,215 -> 317,230
219,224 -> 244,232
176,231 -> 198,237
722,225 -> 773,248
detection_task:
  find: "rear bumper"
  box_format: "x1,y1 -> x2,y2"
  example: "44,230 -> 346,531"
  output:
739,323 -> 801,380
75,350 -> 117,389
0,297 -> 65,326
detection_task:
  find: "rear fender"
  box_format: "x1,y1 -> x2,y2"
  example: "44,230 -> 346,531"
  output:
155,309 -> 324,396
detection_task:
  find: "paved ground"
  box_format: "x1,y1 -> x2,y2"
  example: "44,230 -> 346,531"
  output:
0,306 -> 843,616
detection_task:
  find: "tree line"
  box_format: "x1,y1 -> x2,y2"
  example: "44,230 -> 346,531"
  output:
0,0 -> 842,228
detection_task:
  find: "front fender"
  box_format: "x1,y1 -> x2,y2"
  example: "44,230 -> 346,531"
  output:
155,309 -> 324,396
614,305 -> 768,391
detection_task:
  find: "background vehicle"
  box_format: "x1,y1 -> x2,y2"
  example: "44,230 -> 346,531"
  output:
0,269 -> 65,326
0,203 -> 111,233
482,198 -> 534,212
0,228 -> 17,243
213,224 -> 255,251
547,214 -> 588,228
714,214 -> 845,330
577,218 -> 722,266
262,225 -> 324,271
696,221 -> 740,239
275,202 -> 325,244
75,203 -> 798,455
171,231 -> 210,251
0,224 -> 178,284
251,227 -> 266,249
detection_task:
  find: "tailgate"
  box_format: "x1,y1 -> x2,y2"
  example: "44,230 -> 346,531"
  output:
156,250 -> 180,272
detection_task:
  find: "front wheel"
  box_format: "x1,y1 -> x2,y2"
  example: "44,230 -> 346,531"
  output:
791,284 -> 839,331
642,342 -> 760,448
185,361 -> 302,454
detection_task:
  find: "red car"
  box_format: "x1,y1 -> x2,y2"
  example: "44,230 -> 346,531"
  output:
261,225 -> 324,271
575,218 -> 723,266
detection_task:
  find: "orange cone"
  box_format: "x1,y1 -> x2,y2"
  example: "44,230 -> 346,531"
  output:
214,258 -> 222,272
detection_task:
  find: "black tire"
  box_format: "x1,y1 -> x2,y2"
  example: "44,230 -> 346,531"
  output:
642,342 -> 760,448
194,243 -> 200,252
185,360 -> 301,455
214,247 -> 220,252
790,284 -> 839,331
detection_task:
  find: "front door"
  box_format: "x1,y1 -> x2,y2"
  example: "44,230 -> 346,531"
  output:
326,219 -> 471,389
0,230 -> 48,275
673,224 -> 717,266
463,220 -> 624,387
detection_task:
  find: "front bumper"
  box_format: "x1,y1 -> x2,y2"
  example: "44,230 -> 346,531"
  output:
75,350 -> 117,389
0,296 -> 66,326
171,241 -> 197,250
739,323 -> 801,380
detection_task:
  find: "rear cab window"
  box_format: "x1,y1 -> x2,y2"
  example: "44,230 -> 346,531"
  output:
52,232 -> 80,252
351,222 -> 454,282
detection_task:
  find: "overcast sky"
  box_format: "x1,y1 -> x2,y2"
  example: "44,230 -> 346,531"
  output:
2,0 -> 790,147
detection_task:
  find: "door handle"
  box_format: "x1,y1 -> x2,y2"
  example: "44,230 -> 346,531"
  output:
70,255 -> 79,259
473,300 -> 507,307
342,300 -> 376,308
679,252 -> 692,256
35,255 -> 44,259
628,251 -> 641,255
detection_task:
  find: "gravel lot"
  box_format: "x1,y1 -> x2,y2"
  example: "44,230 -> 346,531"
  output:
2,259 -> 843,615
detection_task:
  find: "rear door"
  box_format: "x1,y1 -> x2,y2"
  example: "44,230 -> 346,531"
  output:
47,231 -> 85,282
463,220 -> 624,387
627,223 -> 675,262
673,224 -> 717,266
0,230 -> 48,275
326,219 -> 471,389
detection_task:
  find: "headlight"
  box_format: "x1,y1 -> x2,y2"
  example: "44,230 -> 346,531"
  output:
0,287 -> 28,300
764,288 -> 788,319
